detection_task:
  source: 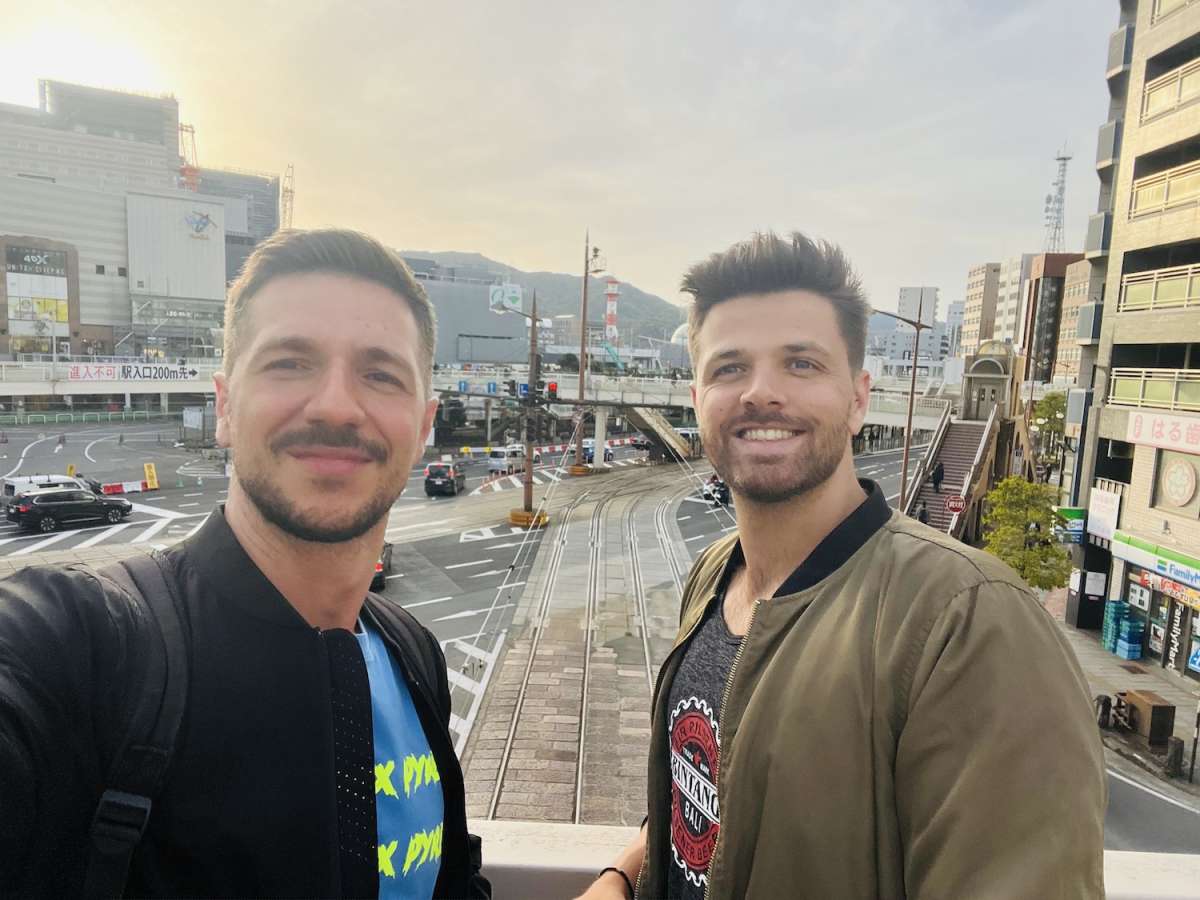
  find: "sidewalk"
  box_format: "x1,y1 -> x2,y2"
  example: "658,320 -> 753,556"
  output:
1043,588 -> 1200,796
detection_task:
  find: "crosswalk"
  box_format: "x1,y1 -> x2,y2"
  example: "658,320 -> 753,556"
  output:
0,512 -> 213,557
468,457 -> 643,495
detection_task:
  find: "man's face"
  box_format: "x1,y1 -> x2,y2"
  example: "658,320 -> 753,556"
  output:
214,272 -> 437,543
690,291 -> 869,504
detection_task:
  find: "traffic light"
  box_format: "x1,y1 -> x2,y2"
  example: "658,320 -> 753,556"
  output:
505,379 -> 517,397
535,380 -> 545,401
547,381 -> 557,400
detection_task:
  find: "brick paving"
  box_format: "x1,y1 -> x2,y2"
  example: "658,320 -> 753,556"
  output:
462,489 -> 687,825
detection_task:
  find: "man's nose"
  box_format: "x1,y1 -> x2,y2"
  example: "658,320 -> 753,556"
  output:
303,362 -> 368,428
739,368 -> 785,408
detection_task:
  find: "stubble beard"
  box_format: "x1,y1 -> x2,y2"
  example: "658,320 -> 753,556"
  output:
705,417 -> 850,505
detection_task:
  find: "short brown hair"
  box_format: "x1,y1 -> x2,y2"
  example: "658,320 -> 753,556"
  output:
223,228 -> 436,387
681,231 -> 869,372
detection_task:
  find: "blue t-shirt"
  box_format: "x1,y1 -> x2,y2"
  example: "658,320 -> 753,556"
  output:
356,621 -> 445,899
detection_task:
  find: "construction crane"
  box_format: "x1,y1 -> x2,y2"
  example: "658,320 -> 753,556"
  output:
178,123 -> 199,191
280,164 -> 295,230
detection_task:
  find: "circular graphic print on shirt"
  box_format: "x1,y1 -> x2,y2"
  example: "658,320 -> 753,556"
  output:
669,696 -> 721,888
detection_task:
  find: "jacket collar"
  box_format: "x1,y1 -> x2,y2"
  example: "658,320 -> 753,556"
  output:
715,478 -> 892,600
178,505 -> 318,630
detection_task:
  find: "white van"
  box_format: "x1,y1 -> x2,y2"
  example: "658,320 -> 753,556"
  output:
1,474 -> 101,506
488,446 -> 525,475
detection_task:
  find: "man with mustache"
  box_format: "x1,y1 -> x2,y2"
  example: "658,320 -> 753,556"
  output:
0,230 -> 489,898
583,232 -> 1104,900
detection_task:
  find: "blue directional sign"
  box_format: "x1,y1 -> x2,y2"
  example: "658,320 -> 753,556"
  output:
458,380 -> 468,393
487,381 -> 497,394
518,382 -> 529,397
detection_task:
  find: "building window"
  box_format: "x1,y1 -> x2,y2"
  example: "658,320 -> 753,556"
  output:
95,264 -> 105,275
118,266 -> 127,277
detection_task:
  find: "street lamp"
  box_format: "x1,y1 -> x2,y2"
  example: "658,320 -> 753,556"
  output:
570,233 -> 606,476
495,291 -> 550,528
872,301 -> 932,509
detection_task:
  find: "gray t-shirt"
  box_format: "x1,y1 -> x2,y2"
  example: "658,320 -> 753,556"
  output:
666,594 -> 742,900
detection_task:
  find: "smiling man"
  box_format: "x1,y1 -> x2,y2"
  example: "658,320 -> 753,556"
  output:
0,230 -> 489,898
583,232 -> 1104,900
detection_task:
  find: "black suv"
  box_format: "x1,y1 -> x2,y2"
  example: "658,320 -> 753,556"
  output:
8,487 -> 134,533
424,461 -> 467,496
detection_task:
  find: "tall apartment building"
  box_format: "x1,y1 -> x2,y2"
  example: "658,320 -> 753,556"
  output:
897,286 -> 938,326
992,253 -> 1037,345
962,262 -> 1000,356
1054,259 -> 1098,383
946,300 -> 965,358
1021,252 -> 1085,381
1069,0 -> 1200,683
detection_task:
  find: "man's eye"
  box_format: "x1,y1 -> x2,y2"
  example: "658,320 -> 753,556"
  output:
367,371 -> 404,386
264,358 -> 305,371
712,364 -> 741,377
788,359 -> 815,371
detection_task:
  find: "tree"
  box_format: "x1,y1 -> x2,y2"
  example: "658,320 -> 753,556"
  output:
981,476 -> 1072,590
558,353 -> 579,373
1032,391 -> 1066,455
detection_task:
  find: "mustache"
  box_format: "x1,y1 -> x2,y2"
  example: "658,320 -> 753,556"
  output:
270,425 -> 389,463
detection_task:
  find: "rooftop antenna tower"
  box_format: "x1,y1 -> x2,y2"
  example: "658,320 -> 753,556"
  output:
280,164 -> 295,230
1043,148 -> 1071,252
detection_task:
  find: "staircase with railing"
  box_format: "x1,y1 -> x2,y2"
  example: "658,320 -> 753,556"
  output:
623,406 -> 693,460
907,420 -> 991,533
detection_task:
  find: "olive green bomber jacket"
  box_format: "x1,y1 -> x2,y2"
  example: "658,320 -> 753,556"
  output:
639,512 -> 1106,899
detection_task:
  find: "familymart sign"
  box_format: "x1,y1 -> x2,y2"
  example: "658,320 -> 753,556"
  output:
1110,530 -> 1200,595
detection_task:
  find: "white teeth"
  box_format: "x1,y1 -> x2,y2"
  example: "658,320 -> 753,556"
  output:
741,428 -> 798,441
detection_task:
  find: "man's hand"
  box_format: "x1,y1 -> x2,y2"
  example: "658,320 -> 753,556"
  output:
573,824 -> 646,900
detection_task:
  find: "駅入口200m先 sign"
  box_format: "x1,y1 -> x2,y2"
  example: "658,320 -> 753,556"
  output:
67,364 -> 199,382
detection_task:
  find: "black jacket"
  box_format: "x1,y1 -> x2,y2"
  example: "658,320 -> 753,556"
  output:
0,509 -> 488,898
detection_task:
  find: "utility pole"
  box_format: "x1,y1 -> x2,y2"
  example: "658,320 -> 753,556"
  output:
874,297 -> 930,510
572,232 -> 603,475
508,291 -> 548,528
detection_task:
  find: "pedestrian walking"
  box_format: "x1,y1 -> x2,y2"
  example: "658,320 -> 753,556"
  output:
917,500 -> 929,525
583,230 -> 1103,900
931,460 -> 945,493
0,230 -> 490,899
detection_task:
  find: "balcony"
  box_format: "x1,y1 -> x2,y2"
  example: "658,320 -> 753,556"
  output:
1107,24 -> 1134,78
1109,367 -> 1200,412
1077,301 -> 1103,344
1120,263 -> 1200,312
1129,159 -> 1200,218
1153,0 -> 1197,24
1141,57 -> 1200,122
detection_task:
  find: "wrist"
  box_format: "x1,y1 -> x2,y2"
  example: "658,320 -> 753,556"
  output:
598,865 -> 634,898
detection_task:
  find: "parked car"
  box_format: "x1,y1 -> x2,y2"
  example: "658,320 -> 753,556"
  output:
8,487 -> 133,532
578,439 -> 614,463
629,435 -> 652,451
425,461 -> 467,496
1,474 -> 99,507
371,541 -> 395,591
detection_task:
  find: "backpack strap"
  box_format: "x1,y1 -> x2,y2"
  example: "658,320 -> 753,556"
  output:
84,551 -> 189,900
364,594 -> 445,711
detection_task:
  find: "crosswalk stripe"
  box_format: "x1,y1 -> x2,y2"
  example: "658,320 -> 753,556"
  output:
531,475 -> 543,485
506,475 -> 522,488
132,518 -> 173,543
74,522 -> 135,548
445,668 -> 483,694
11,531 -> 74,555
446,639 -> 499,665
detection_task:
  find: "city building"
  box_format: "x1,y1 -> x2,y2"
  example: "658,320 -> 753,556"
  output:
0,79 -> 283,357
1021,252 -> 1084,382
897,286 -> 939,325
962,262 -> 1000,357
1053,259 -> 1098,384
946,300 -> 965,358
1069,0 -> 1200,684
992,253 -> 1037,345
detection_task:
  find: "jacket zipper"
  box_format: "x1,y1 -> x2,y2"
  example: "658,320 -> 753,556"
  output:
701,598 -> 761,900
635,595 -> 716,900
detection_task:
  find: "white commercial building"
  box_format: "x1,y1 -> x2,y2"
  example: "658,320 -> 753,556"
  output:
992,253 -> 1036,346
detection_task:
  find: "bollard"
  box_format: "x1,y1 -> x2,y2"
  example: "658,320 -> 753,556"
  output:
1164,736 -> 1185,779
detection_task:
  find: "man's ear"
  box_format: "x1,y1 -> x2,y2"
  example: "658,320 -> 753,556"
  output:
847,368 -> 871,436
412,395 -> 439,467
214,371 -> 233,448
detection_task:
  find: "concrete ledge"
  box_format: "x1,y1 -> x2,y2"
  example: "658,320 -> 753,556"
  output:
467,821 -> 1200,899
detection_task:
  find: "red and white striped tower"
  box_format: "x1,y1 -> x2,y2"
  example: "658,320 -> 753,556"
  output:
604,279 -> 620,346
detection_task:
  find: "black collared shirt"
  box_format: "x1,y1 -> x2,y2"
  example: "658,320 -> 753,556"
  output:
715,479 -> 892,599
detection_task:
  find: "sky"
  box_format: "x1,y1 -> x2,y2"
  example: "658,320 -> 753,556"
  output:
0,0 -> 1114,314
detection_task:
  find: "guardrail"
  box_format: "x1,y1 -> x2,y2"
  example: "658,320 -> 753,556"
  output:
1119,264 -> 1200,314
902,401 -> 952,517
0,410 -> 183,426
948,403 -> 1000,537
1153,0 -> 1197,25
1142,56 -> 1200,122
469,820 -> 1200,899
1110,367 -> 1200,413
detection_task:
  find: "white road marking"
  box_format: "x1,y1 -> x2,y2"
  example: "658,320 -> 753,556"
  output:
2,434 -> 54,479
484,541 -> 524,550
681,496 -> 711,505
678,515 -> 692,522
74,522 -> 135,548
385,518 -> 453,536
446,668 -> 483,693
468,568 -> 509,578
184,492 -> 204,497
721,525 -> 737,532
432,603 -> 514,622
11,531 -> 74,555
506,475 -> 522,488
402,595 -> 454,609
684,534 -> 708,542
445,639 -> 499,665
128,500 -> 187,519
1107,768 -> 1200,815
132,519 -> 173,543
178,502 -> 200,508
531,475 -> 544,485
84,434 -> 116,463
445,558 -> 494,570
177,514 -> 211,542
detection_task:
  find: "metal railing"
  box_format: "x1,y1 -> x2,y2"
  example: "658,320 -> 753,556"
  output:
902,401 -> 952,517
1130,159 -> 1200,218
1109,367 -> 1200,412
948,403 -> 1001,537
1153,0 -> 1197,24
1142,57 -> 1200,121
1119,264 -> 1200,313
